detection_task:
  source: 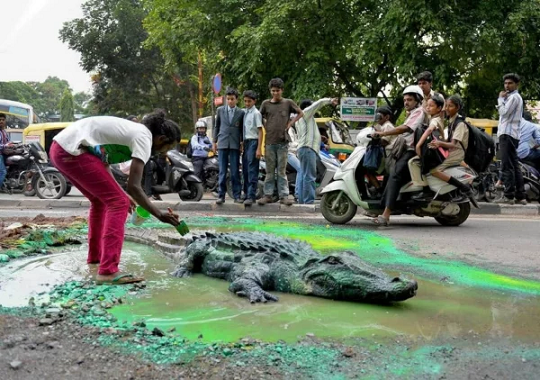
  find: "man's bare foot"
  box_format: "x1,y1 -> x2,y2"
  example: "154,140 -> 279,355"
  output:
95,272 -> 145,285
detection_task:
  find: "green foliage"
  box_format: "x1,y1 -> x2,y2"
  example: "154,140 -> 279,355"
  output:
143,0 -> 540,119
59,88 -> 75,122
60,0 -> 199,134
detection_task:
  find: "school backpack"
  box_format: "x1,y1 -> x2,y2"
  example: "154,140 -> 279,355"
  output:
363,140 -> 385,171
186,139 -> 193,159
456,117 -> 495,173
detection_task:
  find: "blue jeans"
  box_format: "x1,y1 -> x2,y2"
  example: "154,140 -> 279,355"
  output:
218,148 -> 241,199
0,155 -> 6,188
297,147 -> 317,204
524,149 -> 540,172
287,152 -> 301,199
242,139 -> 260,200
264,143 -> 289,198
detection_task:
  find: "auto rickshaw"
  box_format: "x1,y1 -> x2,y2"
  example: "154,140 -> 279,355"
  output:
316,117 -> 355,162
466,118 -> 498,137
23,122 -> 71,155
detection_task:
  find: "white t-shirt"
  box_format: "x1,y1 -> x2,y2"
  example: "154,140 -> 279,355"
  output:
53,116 -> 153,164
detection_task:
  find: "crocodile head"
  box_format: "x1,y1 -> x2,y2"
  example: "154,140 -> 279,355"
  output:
300,251 -> 418,303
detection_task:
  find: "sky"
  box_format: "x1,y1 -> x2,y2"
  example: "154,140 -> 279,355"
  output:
0,0 -> 91,93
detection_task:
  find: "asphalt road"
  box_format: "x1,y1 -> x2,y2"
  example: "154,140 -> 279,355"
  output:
1,199 -> 539,282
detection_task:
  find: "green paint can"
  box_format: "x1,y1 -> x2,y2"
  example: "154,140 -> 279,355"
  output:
131,206 -> 151,225
176,220 -> 190,236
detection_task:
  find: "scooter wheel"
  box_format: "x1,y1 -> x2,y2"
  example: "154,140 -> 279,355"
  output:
179,182 -> 204,202
435,202 -> 470,226
320,191 -> 357,224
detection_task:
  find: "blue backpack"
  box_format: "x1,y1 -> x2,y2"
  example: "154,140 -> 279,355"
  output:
363,142 -> 384,171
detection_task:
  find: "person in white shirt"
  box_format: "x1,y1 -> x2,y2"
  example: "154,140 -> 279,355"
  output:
50,111 -> 181,284
497,73 -> 526,205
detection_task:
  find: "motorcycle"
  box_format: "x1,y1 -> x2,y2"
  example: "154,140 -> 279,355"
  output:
111,149 -> 204,201
1,142 -> 67,199
200,154 -> 220,193
320,127 -> 477,226
520,161 -> 540,201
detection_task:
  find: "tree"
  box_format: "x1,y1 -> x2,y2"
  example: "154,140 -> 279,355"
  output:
59,88 -> 75,122
60,0 -> 198,135
144,0 -> 540,121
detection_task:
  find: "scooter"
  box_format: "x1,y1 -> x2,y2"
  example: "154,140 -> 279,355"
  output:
320,127 -> 477,226
111,149 -> 204,201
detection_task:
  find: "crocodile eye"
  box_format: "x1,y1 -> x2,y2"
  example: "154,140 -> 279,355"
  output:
391,277 -> 401,283
325,256 -> 342,265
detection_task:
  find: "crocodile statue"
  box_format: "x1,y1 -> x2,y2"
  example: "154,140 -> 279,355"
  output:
171,232 -> 418,304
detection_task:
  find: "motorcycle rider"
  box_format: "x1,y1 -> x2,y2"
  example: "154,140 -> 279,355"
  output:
517,111 -> 540,172
0,113 -> 13,188
371,85 -> 429,226
190,120 -> 213,184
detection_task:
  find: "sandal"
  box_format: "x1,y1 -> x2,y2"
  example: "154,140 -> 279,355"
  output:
96,273 -> 145,285
372,216 -> 389,227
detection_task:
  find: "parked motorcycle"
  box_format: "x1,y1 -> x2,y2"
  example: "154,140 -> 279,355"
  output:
1,142 -> 67,199
320,127 -> 477,226
200,155 -> 220,193
111,150 -> 204,201
520,161 -> 540,201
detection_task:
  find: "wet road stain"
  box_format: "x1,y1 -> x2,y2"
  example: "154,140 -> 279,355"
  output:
1,217 -> 539,344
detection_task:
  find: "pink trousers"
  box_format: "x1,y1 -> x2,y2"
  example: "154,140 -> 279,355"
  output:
50,141 -> 130,275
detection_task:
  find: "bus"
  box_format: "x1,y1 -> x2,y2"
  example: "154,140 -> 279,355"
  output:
0,99 -> 37,142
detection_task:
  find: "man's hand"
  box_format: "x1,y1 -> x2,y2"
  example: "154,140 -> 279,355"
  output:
499,91 -> 508,98
371,131 -> 383,138
240,142 -> 244,154
158,208 -> 179,226
127,194 -> 136,213
330,98 -> 339,107
212,143 -> 217,154
256,148 -> 262,159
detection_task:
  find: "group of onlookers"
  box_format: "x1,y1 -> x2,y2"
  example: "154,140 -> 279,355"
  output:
192,77 -> 338,207
189,71 -> 540,218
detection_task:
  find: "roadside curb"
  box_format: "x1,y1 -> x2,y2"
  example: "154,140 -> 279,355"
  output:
2,198 -> 540,217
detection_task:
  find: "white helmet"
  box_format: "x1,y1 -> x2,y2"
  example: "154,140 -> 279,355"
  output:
195,120 -> 207,129
402,85 -> 424,100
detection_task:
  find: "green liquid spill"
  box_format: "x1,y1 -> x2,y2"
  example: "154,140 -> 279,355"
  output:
132,217 -> 540,295
109,240 -> 540,344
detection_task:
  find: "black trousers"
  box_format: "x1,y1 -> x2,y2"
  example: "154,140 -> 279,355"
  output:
381,150 -> 416,210
499,134 -> 525,200
192,157 -> 206,183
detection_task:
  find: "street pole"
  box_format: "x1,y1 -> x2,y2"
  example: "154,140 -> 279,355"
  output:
211,75 -> 215,142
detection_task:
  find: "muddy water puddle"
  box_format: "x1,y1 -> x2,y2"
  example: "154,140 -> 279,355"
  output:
1,240 -> 539,344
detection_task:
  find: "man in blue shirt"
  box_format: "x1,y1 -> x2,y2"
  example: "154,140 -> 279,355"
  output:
517,112 -> 540,171
497,73 -> 526,205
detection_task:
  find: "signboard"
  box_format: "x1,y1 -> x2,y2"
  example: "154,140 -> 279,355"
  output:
24,135 -> 41,144
213,74 -> 222,95
340,97 -> 377,122
214,96 -> 223,106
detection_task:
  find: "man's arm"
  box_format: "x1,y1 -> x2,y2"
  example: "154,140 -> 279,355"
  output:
302,98 -> 331,120
128,158 -> 179,225
287,101 -> 304,129
497,94 -> 519,117
533,125 -> 540,147
213,108 -> 221,152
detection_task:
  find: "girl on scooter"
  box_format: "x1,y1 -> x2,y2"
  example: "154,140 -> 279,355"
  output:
50,111 -> 181,285
424,95 -> 478,207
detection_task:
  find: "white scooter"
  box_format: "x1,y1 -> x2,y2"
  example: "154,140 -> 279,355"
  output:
320,127 -> 477,226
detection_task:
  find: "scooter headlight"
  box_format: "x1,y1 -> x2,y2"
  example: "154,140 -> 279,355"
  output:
186,162 -> 194,171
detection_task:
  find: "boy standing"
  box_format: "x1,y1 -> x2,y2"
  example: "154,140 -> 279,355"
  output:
213,88 -> 245,204
258,78 -> 304,205
295,97 -> 339,204
241,90 -> 264,206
